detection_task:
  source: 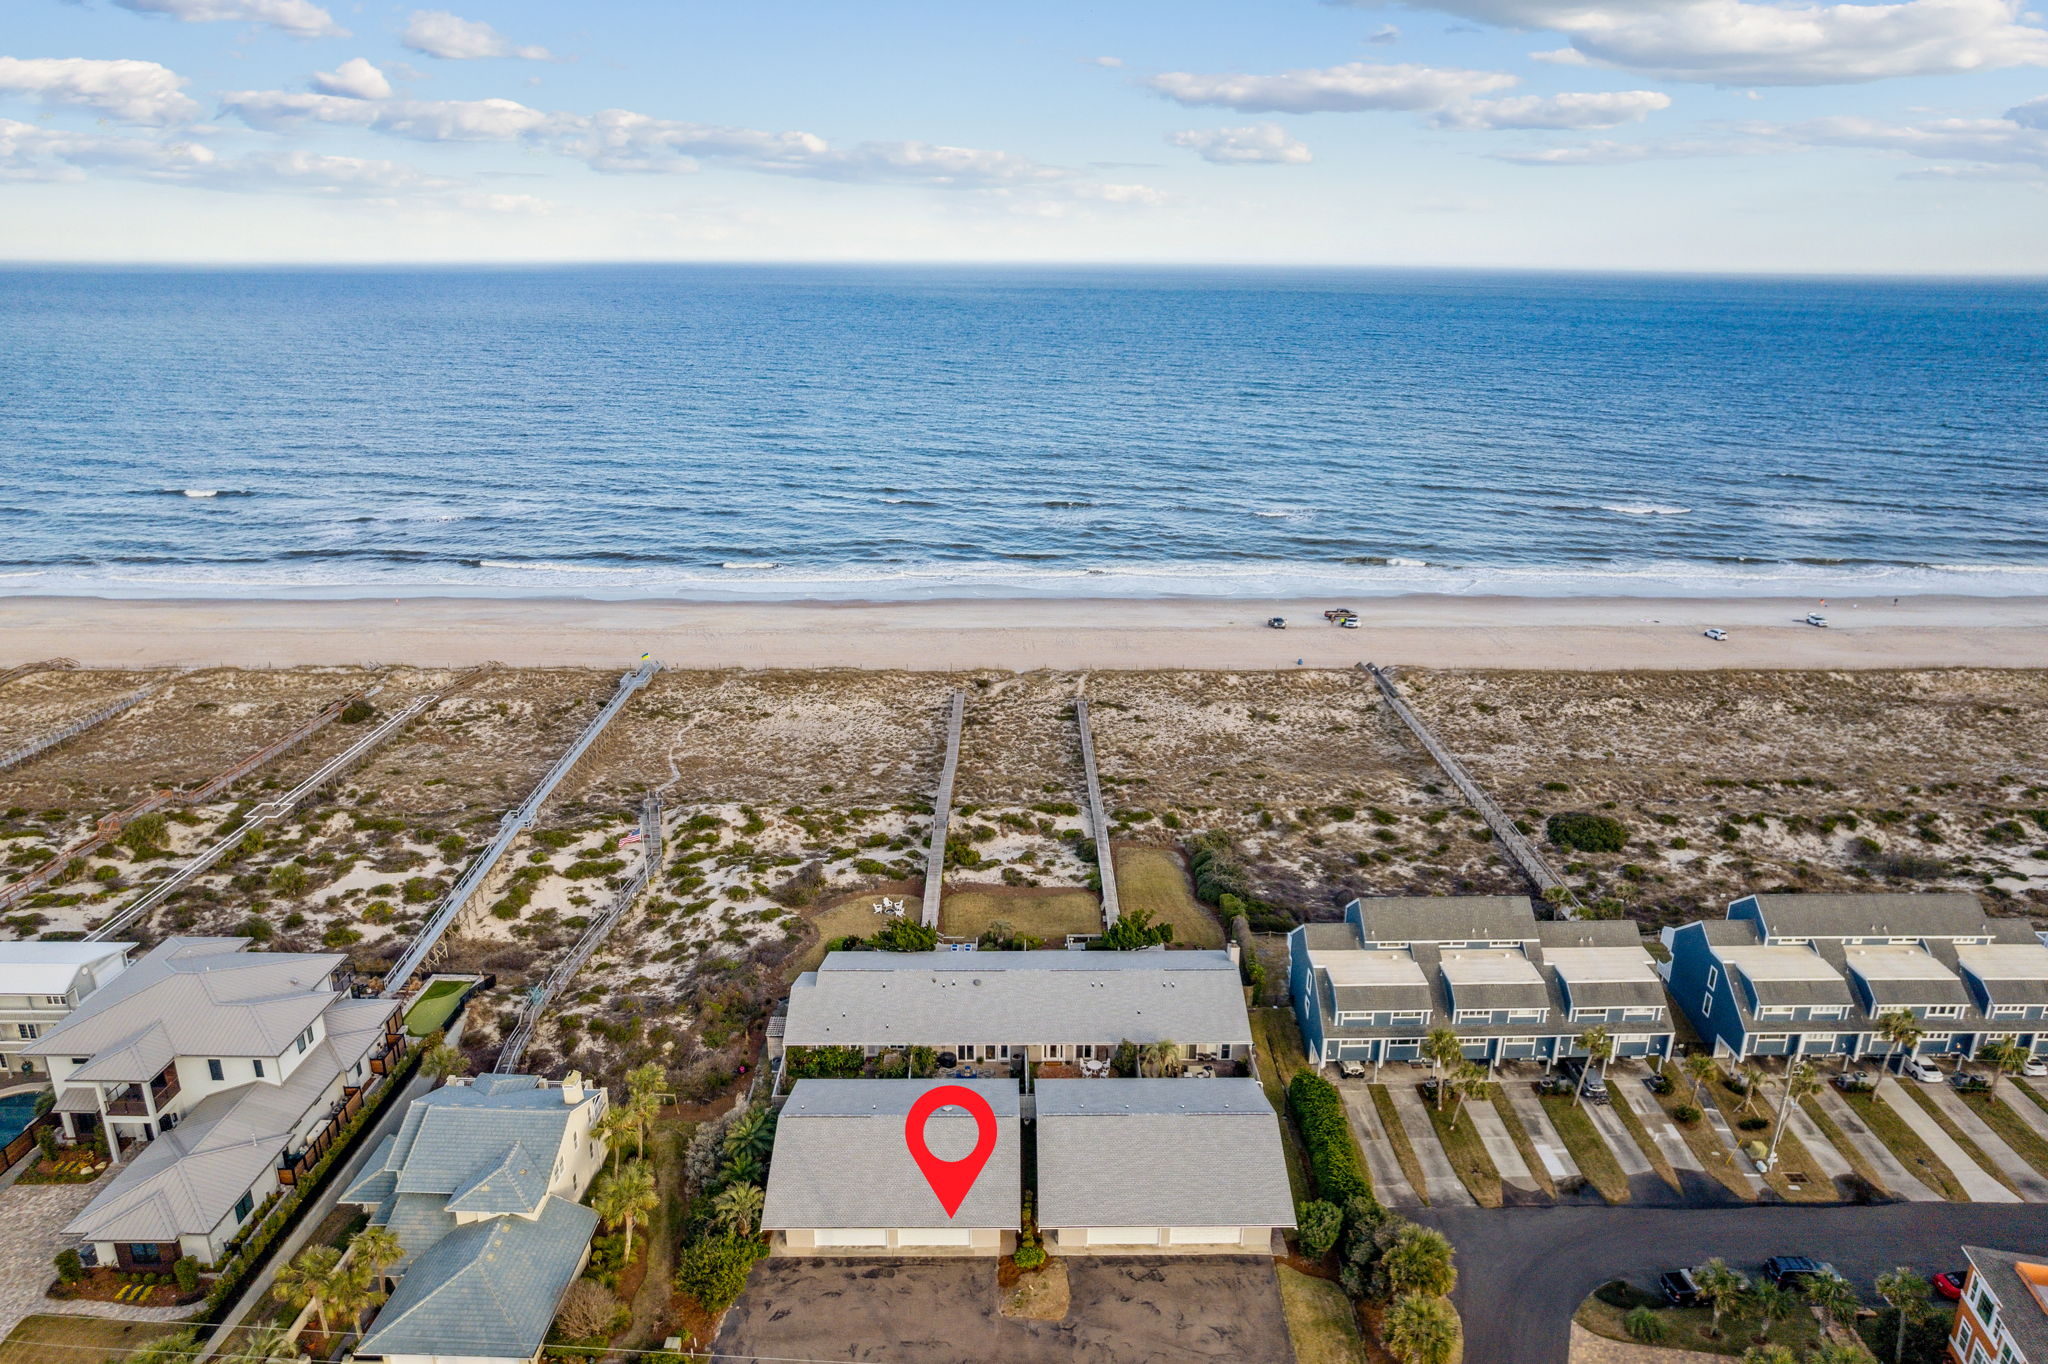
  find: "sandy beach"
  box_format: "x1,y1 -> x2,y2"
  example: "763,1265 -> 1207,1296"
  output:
3,592 -> 2045,671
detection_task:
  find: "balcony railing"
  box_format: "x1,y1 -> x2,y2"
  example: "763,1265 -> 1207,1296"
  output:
104,1071 -> 179,1117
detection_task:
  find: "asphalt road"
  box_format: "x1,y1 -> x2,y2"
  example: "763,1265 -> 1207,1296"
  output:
1420,1202 -> 2048,1364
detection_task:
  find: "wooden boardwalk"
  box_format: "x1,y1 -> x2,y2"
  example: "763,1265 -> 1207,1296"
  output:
1073,696 -> 1119,926
920,689 -> 965,929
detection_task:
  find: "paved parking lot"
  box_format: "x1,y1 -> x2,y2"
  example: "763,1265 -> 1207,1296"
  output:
713,1256 -> 1294,1363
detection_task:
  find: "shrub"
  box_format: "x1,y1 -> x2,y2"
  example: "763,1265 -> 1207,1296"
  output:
338,698 -> 375,724
401,876 -> 442,904
173,1258 -> 199,1293
1099,907 -> 1173,951
673,1235 -> 765,1315
870,917 -> 938,952
322,923 -> 362,949
1013,1243 -> 1047,1269
54,1248 -> 83,1284
1673,1104 -> 1702,1125
1296,1200 -> 1342,1258
267,862 -> 308,896
1737,1116 -> 1770,1132
554,1278 -> 622,1341
1624,1305 -> 1669,1344
1287,1073 -> 1373,1207
1546,812 -> 1628,854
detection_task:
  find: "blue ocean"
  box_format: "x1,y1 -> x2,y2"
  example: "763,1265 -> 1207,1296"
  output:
2,266 -> 2044,601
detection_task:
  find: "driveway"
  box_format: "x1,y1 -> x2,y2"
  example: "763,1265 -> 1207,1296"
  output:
0,1179 -> 188,1340
714,1256 -> 1294,1364
1421,1201 -> 2048,1364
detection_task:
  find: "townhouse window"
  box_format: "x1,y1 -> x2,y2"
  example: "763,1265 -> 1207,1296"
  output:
1701,991 -> 1713,1018
1924,1006 -> 1962,1019
233,1191 -> 254,1224
16,1024 -> 37,1040
1706,966 -> 1719,992
130,1244 -> 161,1265
206,1060 -> 223,1082
1992,1005 -> 2025,1017
253,1059 -> 265,1078
71,1057 -> 89,1066
42,996 -> 67,1007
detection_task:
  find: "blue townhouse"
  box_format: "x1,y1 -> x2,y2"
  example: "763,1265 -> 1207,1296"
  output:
1663,891 -> 2048,1062
1289,895 -> 1673,1069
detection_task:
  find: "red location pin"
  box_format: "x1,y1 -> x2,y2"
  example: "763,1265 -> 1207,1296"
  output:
904,1084 -> 999,1218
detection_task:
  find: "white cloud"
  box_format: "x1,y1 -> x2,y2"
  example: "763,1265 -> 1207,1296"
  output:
1369,24 -> 1403,42
1771,108 -> 2048,169
0,117 -> 465,196
0,56 -> 198,125
1432,89 -> 1672,129
309,58 -> 392,101
1168,122 -> 1314,163
401,10 -> 552,61
1387,0 -> 2048,85
221,90 -> 556,142
1085,56 -> 1125,68
1144,60 -> 1516,113
111,0 -> 344,39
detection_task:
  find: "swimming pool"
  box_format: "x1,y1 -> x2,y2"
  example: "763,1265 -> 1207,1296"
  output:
0,1092 -> 42,1146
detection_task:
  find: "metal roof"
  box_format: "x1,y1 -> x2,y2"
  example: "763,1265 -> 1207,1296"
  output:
0,942 -> 133,996
1035,1079 -> 1295,1231
1346,896 -> 1538,945
1748,892 -> 1989,940
761,1079 -> 1021,1232
783,950 -> 1251,1048
355,1194 -> 598,1363
1957,944 -> 2048,1007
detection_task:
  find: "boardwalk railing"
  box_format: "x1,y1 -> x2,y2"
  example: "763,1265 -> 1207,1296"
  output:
0,679 -> 165,775
493,795 -> 662,1072
381,658 -> 660,997
1074,697 -> 1120,926
1364,663 -> 1582,918
0,658 -> 76,689
920,689 -> 965,930
86,689 -> 448,941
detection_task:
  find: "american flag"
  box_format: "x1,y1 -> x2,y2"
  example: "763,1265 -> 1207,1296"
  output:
619,831 -> 642,846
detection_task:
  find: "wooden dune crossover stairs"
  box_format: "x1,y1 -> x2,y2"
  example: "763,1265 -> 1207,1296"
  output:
0,677 -> 168,776
1364,662 -> 1583,917
380,657 -> 661,996
920,688 -> 966,930
1074,695 -> 1120,926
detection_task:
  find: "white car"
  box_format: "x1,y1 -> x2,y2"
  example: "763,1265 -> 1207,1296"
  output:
2025,1057 -> 2047,1078
1905,1057 -> 1945,1084
1806,614 -> 1829,628
1704,628 -> 1727,641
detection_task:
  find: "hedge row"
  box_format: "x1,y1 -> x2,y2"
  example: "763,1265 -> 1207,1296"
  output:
1286,1072 -> 1374,1208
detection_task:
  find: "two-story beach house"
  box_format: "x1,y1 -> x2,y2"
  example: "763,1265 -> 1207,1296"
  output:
1662,893 -> 2048,1061
341,1073 -> 607,1364
0,940 -> 135,1076
1948,1244 -> 2048,1364
26,937 -> 401,1270
1288,896 -> 1673,1068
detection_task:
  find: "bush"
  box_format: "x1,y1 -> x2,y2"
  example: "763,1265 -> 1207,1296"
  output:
1737,1116 -> 1770,1132
338,698 -> 375,724
53,1248 -> 83,1284
1013,1243 -> 1047,1269
870,917 -> 938,952
1546,811 -> 1628,854
673,1235 -> 765,1315
1625,1305 -> 1669,1343
1287,1073 -> 1373,1207
1295,1200 -> 1342,1258
1673,1104 -> 1703,1125
1099,907 -> 1173,951
173,1258 -> 199,1293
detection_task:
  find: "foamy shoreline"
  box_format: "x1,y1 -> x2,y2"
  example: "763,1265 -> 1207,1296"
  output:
6,592 -> 2047,671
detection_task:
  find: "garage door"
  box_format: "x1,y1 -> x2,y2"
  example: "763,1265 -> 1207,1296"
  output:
1167,1226 -> 1240,1246
815,1229 -> 888,1247
897,1229 -> 974,1248
1080,1228 -> 1160,1246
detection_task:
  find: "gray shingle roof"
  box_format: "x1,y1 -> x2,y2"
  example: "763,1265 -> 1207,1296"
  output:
355,1194 -> 598,1362
1345,896 -> 1537,945
379,1078 -> 598,1197
762,1079 -> 1021,1232
1748,892 -> 1989,940
1035,1079 -> 1295,1231
783,951 -> 1251,1049
1962,1245 -> 2048,1364
445,1141 -> 550,1217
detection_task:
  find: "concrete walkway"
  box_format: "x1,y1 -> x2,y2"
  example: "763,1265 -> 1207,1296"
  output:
1581,1094 -> 1653,1179
1502,1080 -> 1583,1189
1384,1082 -> 1477,1207
1612,1073 -> 1703,1176
1468,1097 -> 1539,1196
1994,1084 -> 2048,1149
1782,1094 -> 1854,1184
1922,1082 -> 2048,1202
1876,1077 -> 2019,1203
1697,1098 -> 1767,1198
1336,1079 -> 1421,1208
1808,1084 -> 1940,1202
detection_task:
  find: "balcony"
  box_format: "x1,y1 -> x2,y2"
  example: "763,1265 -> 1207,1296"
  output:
104,1068 -> 180,1118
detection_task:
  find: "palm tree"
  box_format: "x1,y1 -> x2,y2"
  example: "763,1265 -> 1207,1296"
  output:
1573,1025 -> 1613,1108
349,1225 -> 404,1293
1738,1347 -> 1795,1364
626,1061 -> 666,1148
420,1038 -> 468,1082
1683,1051 -> 1719,1103
1735,1062 -> 1767,1116
593,1160 -> 661,1264
724,1105 -> 776,1163
228,1324 -> 303,1361
1422,1027 -> 1464,1108
1876,1009 -> 1923,1075
1977,1038 -> 2027,1095
1383,1226 -> 1457,1298
1804,1272 -> 1860,1332
595,1106 -> 638,1173
711,1180 -> 765,1238
271,1245 -> 346,1338
321,1255 -> 386,1341
1142,1039 -> 1182,1078
1383,1293 -> 1460,1364
1874,1267 -> 1931,1364
1694,1258 -> 1748,1340
1446,1061 -> 1491,1130
1748,1280 -> 1797,1342
1765,1060 -> 1820,1168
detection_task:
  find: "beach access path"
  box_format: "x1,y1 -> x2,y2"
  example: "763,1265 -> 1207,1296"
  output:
4,594 -> 2048,671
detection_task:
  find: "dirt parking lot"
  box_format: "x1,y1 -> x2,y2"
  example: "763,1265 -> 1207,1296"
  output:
714,1256 -> 1293,1364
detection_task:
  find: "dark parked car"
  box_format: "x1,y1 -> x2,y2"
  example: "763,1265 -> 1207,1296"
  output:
1562,1059 -> 1610,1103
1949,1073 -> 1992,1094
1934,1270 -> 1968,1301
1833,1070 -> 1877,1093
1659,1269 -> 1703,1307
1763,1256 -> 1838,1289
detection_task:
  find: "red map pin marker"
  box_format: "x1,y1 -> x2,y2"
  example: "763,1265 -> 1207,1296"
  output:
904,1084 -> 999,1218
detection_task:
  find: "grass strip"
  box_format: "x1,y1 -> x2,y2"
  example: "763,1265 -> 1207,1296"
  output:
1965,1090 -> 2048,1179
1841,1090 -> 1968,1202
1539,1092 -> 1630,1203
1251,1009 -> 1313,1204
1653,1073 -> 1755,1200
1370,1085 -> 1432,1208
1275,1265 -> 1368,1364
1893,1083 -> 2022,1198
1488,1090 -> 1554,1198
1757,1128 -> 1835,1203
1422,1092 -> 1504,1207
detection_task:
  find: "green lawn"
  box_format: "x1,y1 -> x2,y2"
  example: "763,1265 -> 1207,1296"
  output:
1652,1069 -> 1756,1200
1371,1085 -> 1432,1207
1960,1089 -> 2048,1180
1110,844 -> 1224,947
0,1316 -> 174,1364
940,887 -> 1103,942
1604,1085 -> 1680,1194
1250,1008 -> 1314,1204
1276,1266 -> 1367,1364
1576,1288 -> 1826,1358
404,977 -> 468,1036
1422,1089 -> 1503,1207
1539,1092 -> 1630,1202
1842,1091 -> 1968,1201
1800,1095 -> 1890,1196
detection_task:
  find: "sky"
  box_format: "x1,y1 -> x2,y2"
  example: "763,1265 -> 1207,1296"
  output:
3,0 -> 2047,272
